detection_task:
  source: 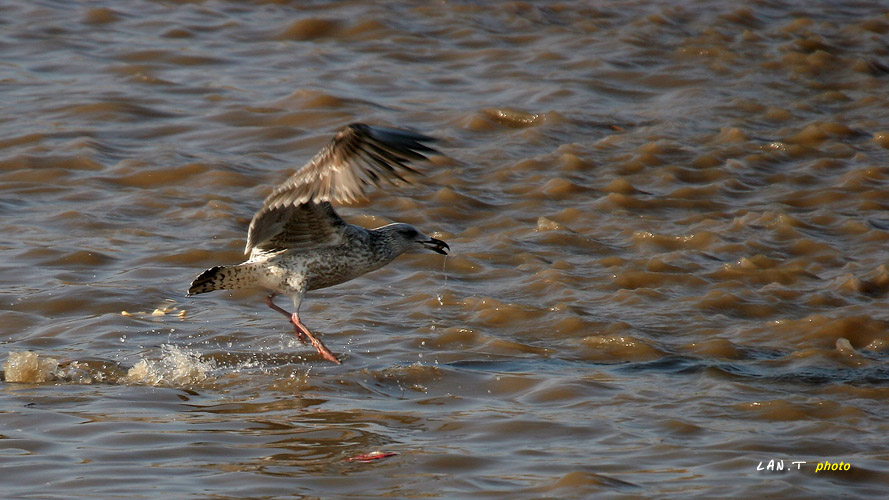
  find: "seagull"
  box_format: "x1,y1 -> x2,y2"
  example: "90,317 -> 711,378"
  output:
187,123 -> 449,364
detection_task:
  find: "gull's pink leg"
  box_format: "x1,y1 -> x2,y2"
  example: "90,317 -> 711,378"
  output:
265,294 -> 340,364
290,312 -> 341,365
265,294 -> 306,342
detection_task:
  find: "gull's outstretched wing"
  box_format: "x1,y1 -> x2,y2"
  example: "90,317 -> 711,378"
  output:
246,201 -> 346,256
245,123 -> 438,255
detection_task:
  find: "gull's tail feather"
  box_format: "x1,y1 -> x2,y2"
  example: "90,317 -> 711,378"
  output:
187,263 -> 260,296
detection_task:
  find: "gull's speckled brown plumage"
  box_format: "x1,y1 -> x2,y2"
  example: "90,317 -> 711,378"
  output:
187,123 -> 449,364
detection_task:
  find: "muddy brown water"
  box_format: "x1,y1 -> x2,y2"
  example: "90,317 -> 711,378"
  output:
2,1 -> 889,498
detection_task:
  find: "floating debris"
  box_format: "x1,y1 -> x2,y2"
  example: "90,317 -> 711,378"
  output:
120,302 -> 187,320
345,451 -> 398,463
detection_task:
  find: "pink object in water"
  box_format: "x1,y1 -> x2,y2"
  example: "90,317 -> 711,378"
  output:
345,451 -> 398,463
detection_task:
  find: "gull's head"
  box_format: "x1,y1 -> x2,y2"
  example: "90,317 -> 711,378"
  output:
380,223 -> 449,256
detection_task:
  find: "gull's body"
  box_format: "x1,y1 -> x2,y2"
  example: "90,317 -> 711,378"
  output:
187,123 -> 448,363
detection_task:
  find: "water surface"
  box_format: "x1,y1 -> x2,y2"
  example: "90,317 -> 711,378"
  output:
2,1 -> 889,498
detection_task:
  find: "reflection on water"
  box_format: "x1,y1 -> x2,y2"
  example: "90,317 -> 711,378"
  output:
3,0 -> 889,498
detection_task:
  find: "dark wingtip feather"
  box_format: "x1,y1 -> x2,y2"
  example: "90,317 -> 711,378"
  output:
360,123 -> 438,147
187,265 -> 225,295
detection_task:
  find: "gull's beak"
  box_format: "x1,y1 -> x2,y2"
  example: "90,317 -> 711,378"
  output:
422,237 -> 449,255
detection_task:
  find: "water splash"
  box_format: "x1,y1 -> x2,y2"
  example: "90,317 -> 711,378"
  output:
437,254 -> 449,306
125,344 -> 216,386
3,351 -> 60,383
3,345 -> 215,387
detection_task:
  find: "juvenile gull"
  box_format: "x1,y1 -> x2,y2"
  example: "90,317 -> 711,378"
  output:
187,123 -> 448,364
